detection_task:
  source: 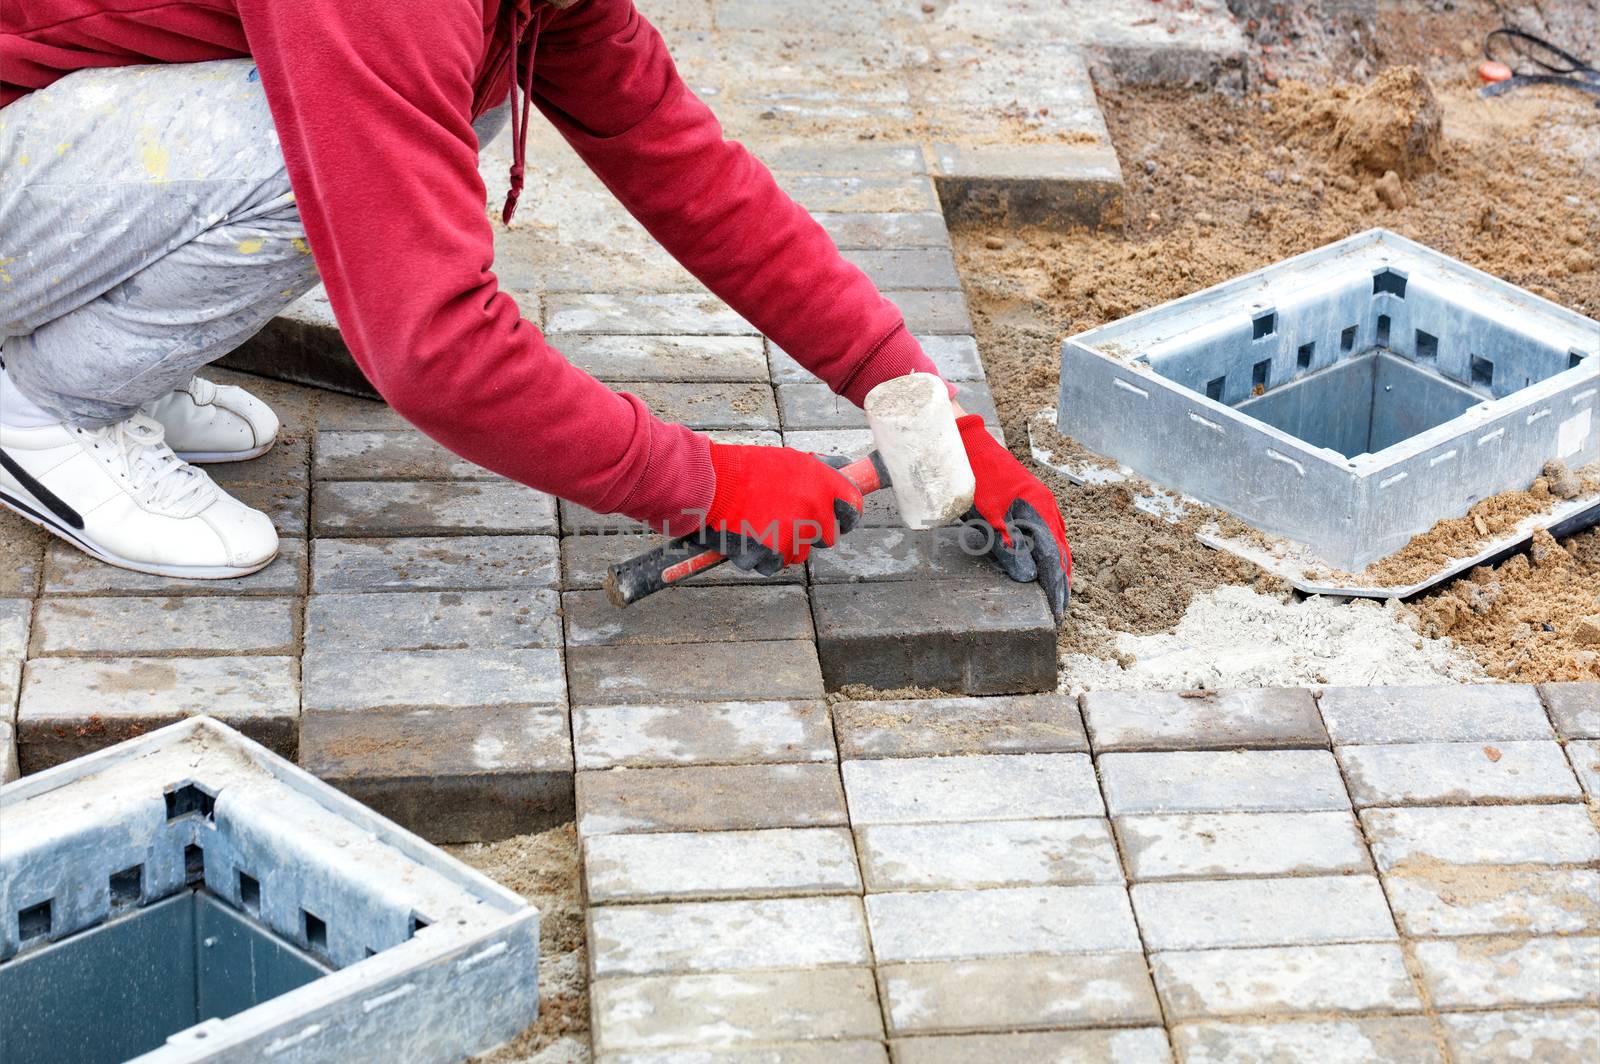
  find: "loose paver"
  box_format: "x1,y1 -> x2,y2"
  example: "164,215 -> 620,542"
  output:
1336,741 -> 1583,806
31,595 -> 295,655
1151,943 -> 1422,1019
1082,688 -> 1325,751
567,641 -> 825,705
877,953 -> 1160,1036
1171,1018 -> 1445,1064
1440,1009 -> 1600,1064
1360,804 -> 1600,869
306,588 -> 562,651
1542,682 -> 1600,739
1382,867 -> 1600,937
888,1029 -> 1172,1064
857,818 -> 1123,891
583,827 -> 862,903
588,895 -> 871,978
1130,876 -> 1397,951
842,753 -> 1103,824
577,763 -> 848,836
1115,811 -> 1371,880
1318,684 -> 1552,743
1413,935 -> 1600,1008
865,885 -> 1141,962
572,701 -> 834,768
1097,750 -> 1350,815
833,693 -> 1086,758
311,535 -> 559,591
562,586 -> 812,646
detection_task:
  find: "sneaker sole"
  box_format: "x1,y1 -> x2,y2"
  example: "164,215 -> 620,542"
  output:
176,437 -> 277,465
0,487 -> 277,580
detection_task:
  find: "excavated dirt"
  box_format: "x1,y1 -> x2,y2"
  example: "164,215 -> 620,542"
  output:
954,67 -> 1599,682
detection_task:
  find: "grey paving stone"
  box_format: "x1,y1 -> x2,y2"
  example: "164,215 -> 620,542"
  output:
559,334 -> 768,382
562,586 -> 812,647
311,535 -> 560,591
622,382 -> 779,431
43,539 -> 307,595
300,704 -> 571,843
886,290 -> 974,335
1440,1009 -> 1600,1064
1083,688 -> 1326,752
556,503 -> 653,536
313,480 -> 557,536
1,718 -> 16,784
841,249 -> 961,290
812,579 -> 1056,695
229,481 -> 309,537
1115,811 -> 1371,880
930,142 -> 1123,227
773,173 -> 939,213
1131,876 -> 1397,951
314,391 -> 407,430
559,532 -> 803,590
307,588 -> 561,651
0,511 -> 46,597
1414,935 -> 1600,1008
879,954 -> 1159,1038
842,752 -> 1102,825
32,596 -> 295,656
1097,750 -> 1350,815
807,527 -> 995,584
857,818 -> 1122,891
764,143 -> 925,176
17,656 -> 297,770
777,380 -> 993,431
1152,943 -> 1421,1020
769,334 -> 982,384
1171,1018 -> 1444,1064
200,434 -> 312,488
833,693 -> 1086,758
0,598 -> 27,715
583,827 -> 861,903
602,1044 -> 888,1064
1543,683 -> 1600,739
567,641 -> 825,705
590,896 -> 870,978
1360,804 -> 1600,870
812,211 -> 949,251
888,1029 -> 1172,1064
545,293 -> 757,335
1318,684 -> 1551,744
1336,741 -> 1582,807
1383,867 -> 1600,937
590,968 -> 883,1053
1569,739 -> 1600,802
867,885 -> 1140,963
302,648 -> 565,711
313,430 -> 494,480
573,701 -> 834,769
577,763 -> 848,836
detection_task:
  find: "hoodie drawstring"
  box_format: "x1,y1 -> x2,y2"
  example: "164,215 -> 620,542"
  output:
502,5 -> 542,226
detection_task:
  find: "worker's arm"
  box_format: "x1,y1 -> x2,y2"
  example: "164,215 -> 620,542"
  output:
233,0 -> 714,532
530,0 -> 941,406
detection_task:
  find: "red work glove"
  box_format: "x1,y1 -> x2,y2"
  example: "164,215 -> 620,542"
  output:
958,414 -> 1072,623
695,442 -> 865,575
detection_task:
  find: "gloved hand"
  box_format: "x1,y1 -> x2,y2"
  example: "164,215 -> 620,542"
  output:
696,442 -> 865,575
957,414 -> 1072,623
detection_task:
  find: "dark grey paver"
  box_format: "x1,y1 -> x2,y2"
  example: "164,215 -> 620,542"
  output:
311,535 -> 559,591
1336,741 -> 1582,807
589,895 -> 871,978
1115,811 -> 1370,880
559,531 -> 803,589
809,527 -> 997,585
833,693 -> 1086,758
572,700 -> 834,768
43,539 -> 307,595
1542,682 -> 1600,739
1171,1018 -> 1444,1064
31,596 -> 295,656
313,480 -> 557,536
562,586 -> 812,647
559,334 -> 767,382
1152,943 -> 1421,1020
1318,684 -> 1552,744
188,436 -> 311,487
576,762 -> 848,836
1131,876 -> 1398,951
866,885 -> 1141,963
302,647 -> 565,711
930,142 -> 1123,227
878,954 -> 1159,1037
1097,750 -> 1350,815
583,827 -> 861,903
622,382 -> 779,431
842,753 -> 1102,825
841,248 -> 961,290
313,430 -> 494,480
229,481 -> 309,537
306,588 -> 562,651
885,290 -> 974,335
1083,688 -> 1326,752
567,640 -> 825,705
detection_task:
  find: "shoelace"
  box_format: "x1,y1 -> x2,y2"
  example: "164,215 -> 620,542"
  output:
85,415 -> 217,513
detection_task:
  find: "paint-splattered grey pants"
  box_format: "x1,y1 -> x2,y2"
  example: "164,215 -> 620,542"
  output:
0,59 -> 506,425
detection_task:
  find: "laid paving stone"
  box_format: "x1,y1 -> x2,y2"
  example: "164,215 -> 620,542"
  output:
31,596 -> 295,656
313,430 -> 495,480
0,598 -> 28,714
773,173 -> 939,213
777,380 -> 994,431
1115,811 -> 1371,880
840,248 -> 961,290
1440,1009 -> 1600,1064
769,334 -> 983,384
300,704 -> 571,843
1,719 -> 16,784
573,701 -> 834,768
808,527 -> 995,584
1383,867 -> 1600,937
1543,682 -> 1600,739
577,763 -> 848,836
313,391 -> 407,430
842,753 -> 1102,825
888,1029 -> 1172,1064
545,293 -> 757,336
583,827 -> 861,903
229,481 -> 309,537
1360,804 -> 1600,870
1152,943 -> 1421,1020
1336,741 -> 1582,807
600,1045 -> 889,1064
1413,935 -> 1600,1008
930,142 -> 1123,227
302,648 -> 565,711
17,656 -> 297,770
857,818 -> 1122,891
558,334 -> 768,382
1131,876 -> 1398,952
313,480 -> 556,536
622,382 -> 779,431
307,587 -> 561,652
833,693 -> 1086,758
557,502 -> 653,536
878,953 -> 1159,1037
562,586 -> 812,647
0,513 -> 45,597
311,535 -> 559,591
1171,1018 -> 1444,1064
589,896 -> 870,978
1082,688 -> 1326,752
885,290 -> 974,335
1097,750 -> 1350,815
590,968 -> 883,1054
812,579 -> 1055,695
173,435 -> 312,488
1569,739 -> 1600,802
763,143 -> 925,176
567,641 -> 825,705
866,885 -> 1140,963
44,538 -> 306,595
559,531 -> 803,589
812,211 -> 949,250
1318,684 -> 1552,744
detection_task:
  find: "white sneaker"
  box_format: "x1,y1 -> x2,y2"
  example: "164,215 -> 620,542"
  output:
142,376 -> 279,463
0,414 -> 279,579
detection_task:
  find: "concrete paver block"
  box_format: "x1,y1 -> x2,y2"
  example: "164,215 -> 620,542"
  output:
307,588 -> 562,651
545,293 -> 757,335
589,895 -> 870,978
1131,876 -> 1397,952
812,580 -> 1056,695
857,818 -> 1122,891
32,595 -> 296,656
885,290 -> 974,335
1336,741 -> 1582,807
0,597 -> 27,715
1115,811 -> 1371,881
314,480 -> 557,536
774,173 -> 938,214
1360,804 -> 1600,870
1152,943 -> 1421,1021
930,143 -> 1123,227
1318,684 -> 1552,744
0,513 -> 46,597
314,430 -> 496,480
842,752 -> 1102,825
778,380 -> 994,431
567,640 -> 825,705
763,143 -> 925,176
560,531 -> 802,590
0,718 -> 15,783
559,334 -> 768,382
311,534 -> 560,591
562,586 -> 813,647
302,647 -> 566,711
1383,867 -> 1600,937
1440,1009 -> 1600,1064
1171,1018 -> 1444,1064
841,249 -> 962,291
622,382 -> 779,431
218,285 -> 377,397
833,693 -> 1086,758
1569,739 -> 1600,802
878,953 -> 1159,1037
1097,750 -> 1350,815
1543,682 -> 1600,739
44,538 -> 306,595
600,1045 -> 888,1064
865,885 -> 1141,963
1413,935 -> 1600,1008
583,827 -> 861,904
576,762 -> 848,836
888,1029 -> 1172,1064
573,700 -> 834,769
812,211 -> 950,251
770,334 -> 983,384
227,480 -> 309,536
807,527 -> 996,585
17,655 -> 297,770
1082,688 -> 1326,752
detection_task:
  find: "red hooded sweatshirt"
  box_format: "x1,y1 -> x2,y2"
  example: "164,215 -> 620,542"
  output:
1,0 -> 941,532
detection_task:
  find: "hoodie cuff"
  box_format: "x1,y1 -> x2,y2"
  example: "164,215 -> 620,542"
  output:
613,411 -> 716,536
837,324 -> 952,407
